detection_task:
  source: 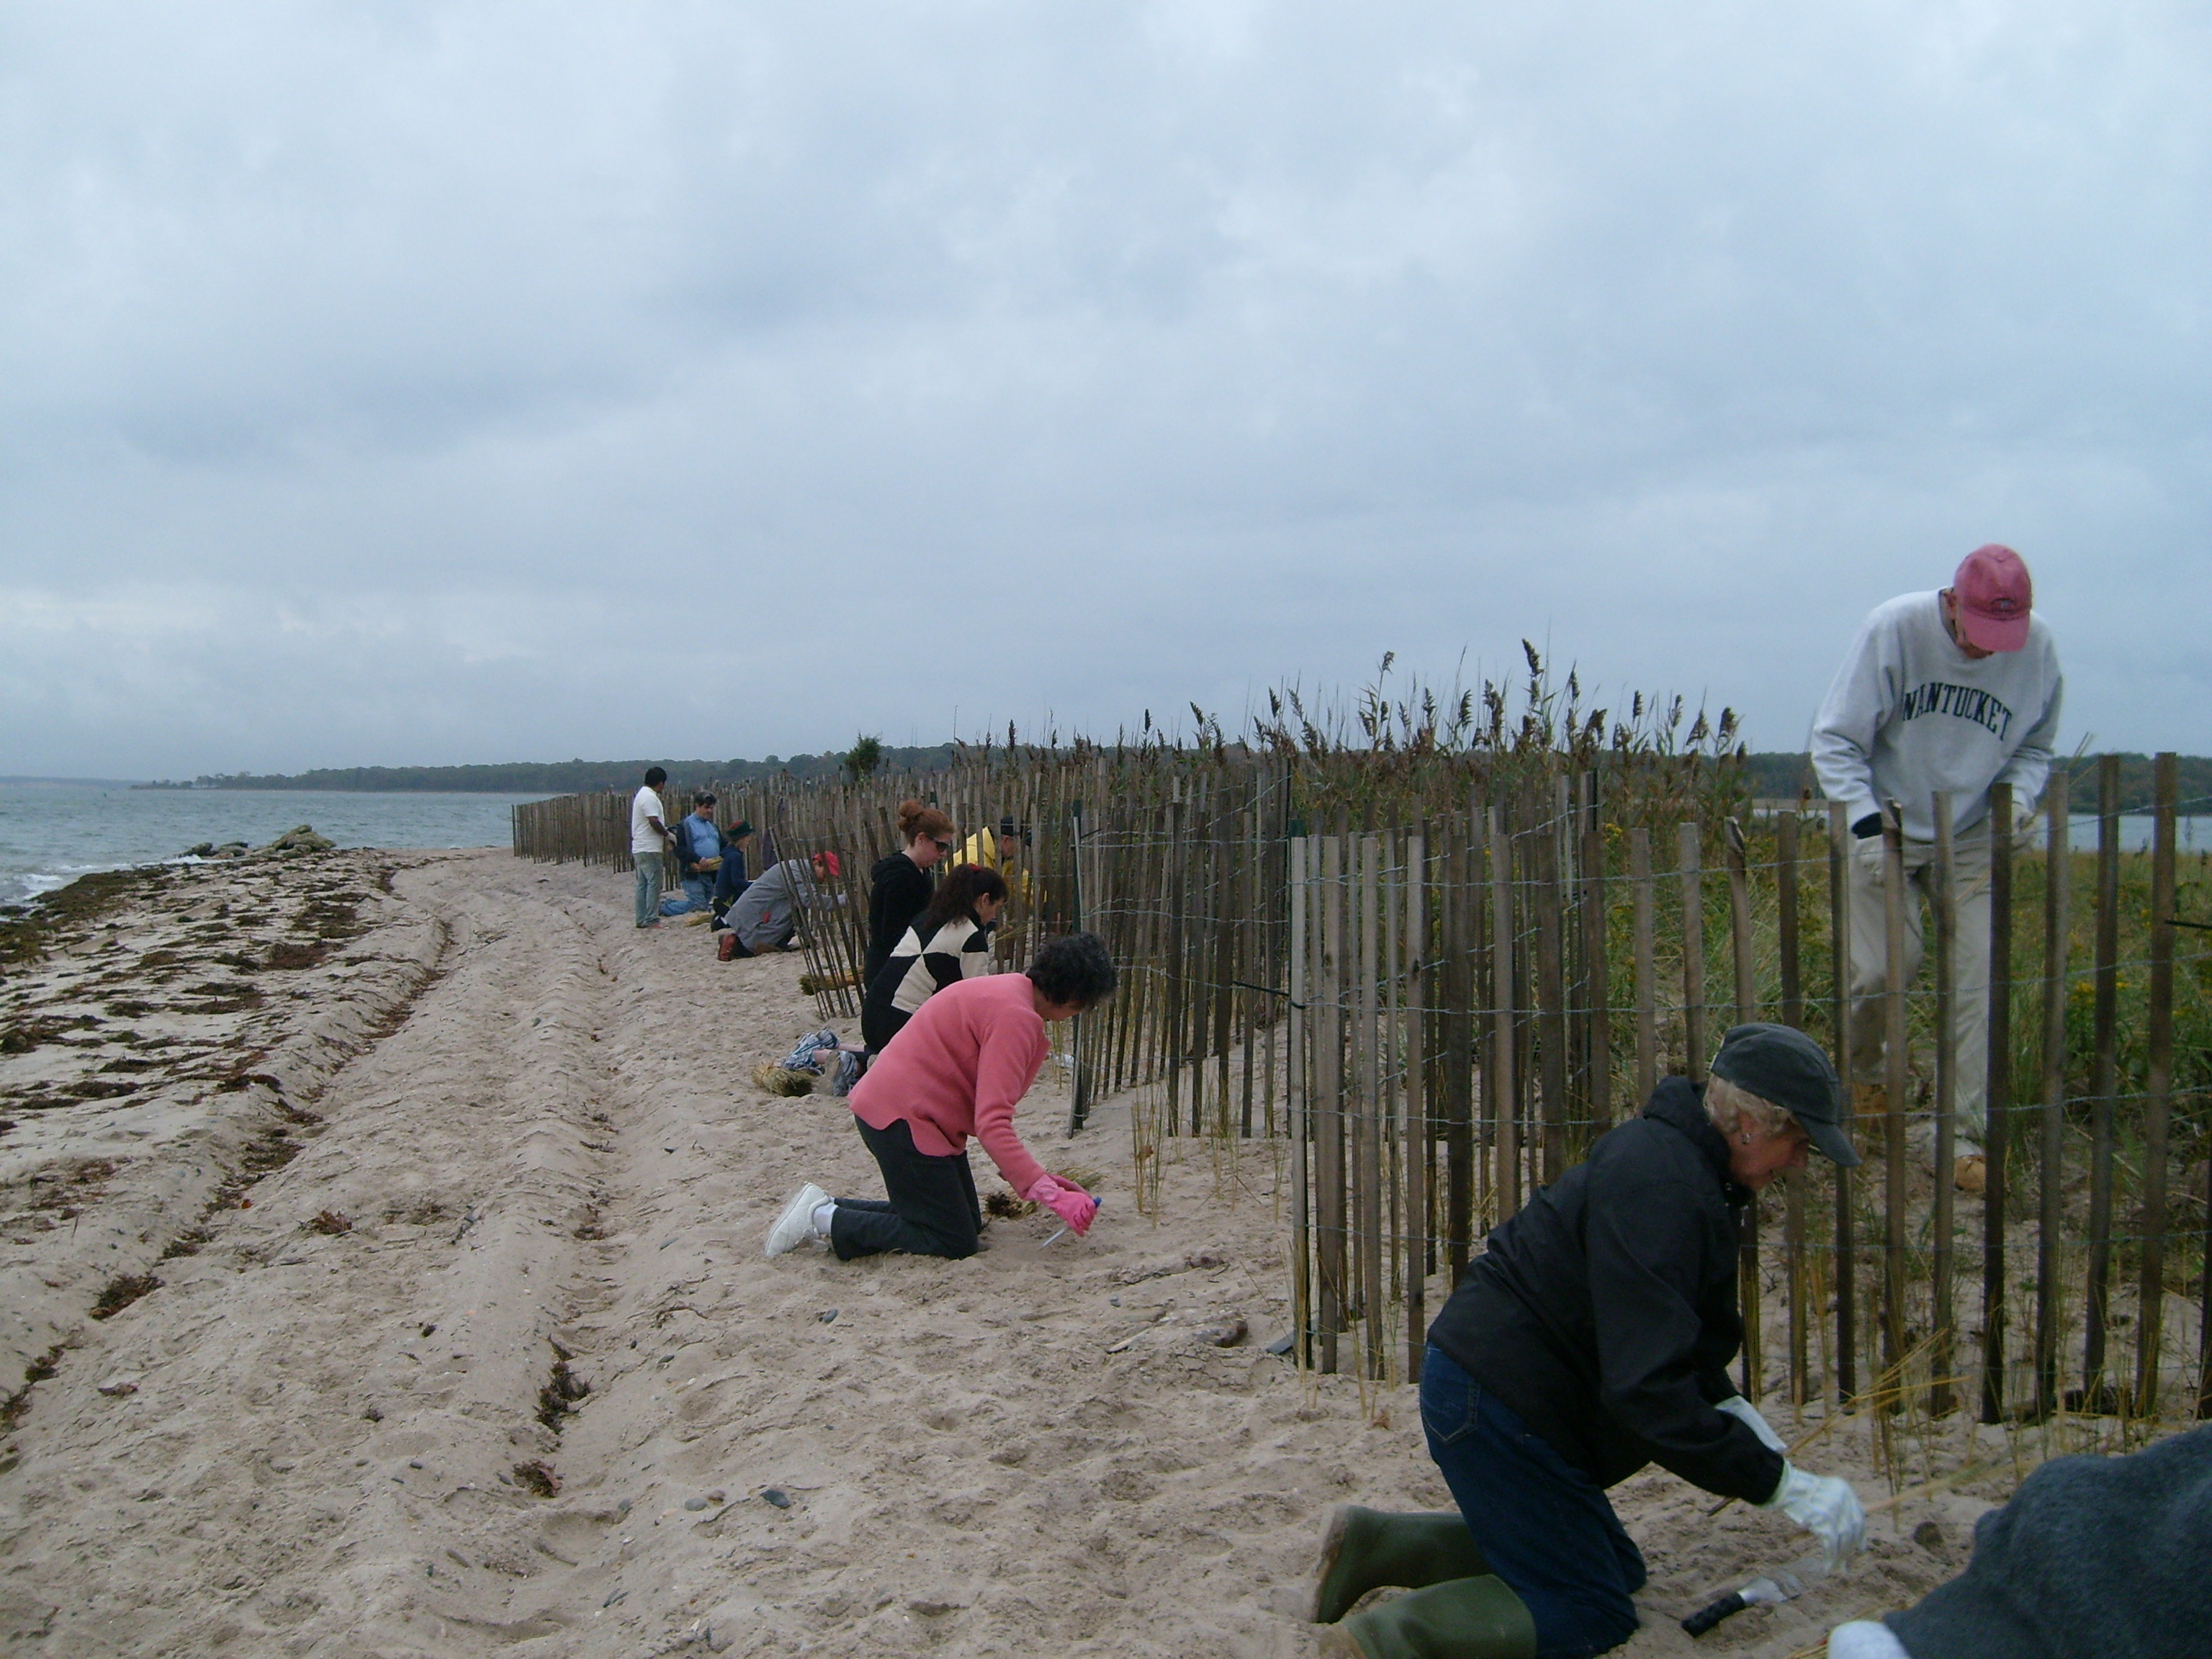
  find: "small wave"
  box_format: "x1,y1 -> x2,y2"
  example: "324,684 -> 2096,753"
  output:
0,860 -> 139,911
0,871 -> 75,909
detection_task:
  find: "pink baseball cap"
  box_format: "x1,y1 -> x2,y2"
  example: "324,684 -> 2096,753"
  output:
1952,544 -> 2033,652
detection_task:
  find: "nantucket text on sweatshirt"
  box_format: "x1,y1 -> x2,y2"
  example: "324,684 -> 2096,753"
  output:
1810,591 -> 2062,842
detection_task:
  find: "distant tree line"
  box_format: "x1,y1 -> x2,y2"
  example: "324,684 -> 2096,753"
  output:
138,745 -> 961,794
136,748 -> 2212,812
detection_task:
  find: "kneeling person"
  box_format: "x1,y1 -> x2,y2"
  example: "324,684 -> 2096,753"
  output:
1314,1024 -> 1868,1659
765,932 -> 1115,1262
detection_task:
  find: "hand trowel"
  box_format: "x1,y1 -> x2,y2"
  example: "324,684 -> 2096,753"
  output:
1681,1555 -> 1823,1637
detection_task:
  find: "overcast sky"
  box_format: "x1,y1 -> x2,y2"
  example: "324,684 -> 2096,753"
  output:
3,2 -> 2206,778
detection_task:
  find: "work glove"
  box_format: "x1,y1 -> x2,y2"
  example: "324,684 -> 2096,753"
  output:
1025,1173 -> 1099,1236
1761,1462 -> 1866,1573
1715,1395 -> 1788,1454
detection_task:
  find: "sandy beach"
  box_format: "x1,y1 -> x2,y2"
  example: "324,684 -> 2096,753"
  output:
0,848 -> 2002,1657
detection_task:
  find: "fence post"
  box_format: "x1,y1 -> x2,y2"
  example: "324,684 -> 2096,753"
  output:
1630,827 -> 1658,1103
1317,832 -> 1346,1375
2136,756 -> 2176,1413
1167,796 -> 1187,1135
1580,786 -> 1612,1136
1725,815 -> 1760,1397
1489,805 -> 1521,1220
1068,799 -> 1089,1136
1404,830 -> 1428,1383
2082,754 -> 2122,1406
1878,801 -> 1913,1387
1290,836 -> 1312,1368
1679,822 -> 1707,1078
2035,772 -> 2070,1419
1534,811 -> 1570,1185
1358,833 -> 1385,1379
1981,783 -> 2013,1423
1776,809 -> 1808,1408
1930,791 -> 1958,1418
1445,819 -> 1475,1286
1725,817 -> 1757,1026
1828,801 -> 1858,1406
1240,795 -> 1260,1138
1213,789 -> 1239,1141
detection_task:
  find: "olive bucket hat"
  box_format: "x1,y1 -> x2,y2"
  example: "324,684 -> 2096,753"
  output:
1709,1022 -> 1858,1167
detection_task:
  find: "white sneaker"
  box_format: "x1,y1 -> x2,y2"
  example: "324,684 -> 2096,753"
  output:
765,1183 -> 831,1257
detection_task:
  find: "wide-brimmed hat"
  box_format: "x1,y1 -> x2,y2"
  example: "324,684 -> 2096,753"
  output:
1710,1022 -> 1858,1166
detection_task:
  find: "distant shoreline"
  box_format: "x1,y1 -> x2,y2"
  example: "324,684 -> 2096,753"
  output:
127,746 -> 962,795
0,776 -> 148,788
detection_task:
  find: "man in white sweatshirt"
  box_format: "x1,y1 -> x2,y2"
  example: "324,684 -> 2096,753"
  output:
1810,545 -> 2063,1193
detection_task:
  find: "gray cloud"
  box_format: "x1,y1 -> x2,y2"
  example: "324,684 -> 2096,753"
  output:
2,1 -> 2206,776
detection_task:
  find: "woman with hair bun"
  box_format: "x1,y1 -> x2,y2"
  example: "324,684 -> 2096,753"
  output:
866,799 -> 957,986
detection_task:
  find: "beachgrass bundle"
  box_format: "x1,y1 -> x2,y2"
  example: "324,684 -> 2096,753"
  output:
799,969 -> 858,996
984,1162 -> 1105,1221
752,1061 -> 814,1097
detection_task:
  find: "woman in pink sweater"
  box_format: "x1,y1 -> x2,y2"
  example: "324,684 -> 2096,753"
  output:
765,933 -> 1117,1261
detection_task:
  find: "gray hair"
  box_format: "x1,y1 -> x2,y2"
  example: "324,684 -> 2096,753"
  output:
1706,1074 -> 1795,1139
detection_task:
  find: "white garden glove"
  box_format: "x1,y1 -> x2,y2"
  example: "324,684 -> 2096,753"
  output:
1761,1462 -> 1867,1573
1715,1395 -> 1788,1454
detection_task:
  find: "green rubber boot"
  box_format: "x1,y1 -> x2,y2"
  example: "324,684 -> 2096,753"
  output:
1318,1575 -> 1537,1659
1311,1506 -> 1492,1624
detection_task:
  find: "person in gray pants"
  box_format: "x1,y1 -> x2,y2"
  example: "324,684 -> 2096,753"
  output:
1809,545 -> 2062,1192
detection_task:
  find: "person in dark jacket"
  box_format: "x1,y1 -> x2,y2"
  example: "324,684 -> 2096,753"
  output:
865,799 -> 957,986
1314,1023 -> 1869,1659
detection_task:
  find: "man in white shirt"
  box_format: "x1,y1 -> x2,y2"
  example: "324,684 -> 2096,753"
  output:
1810,546 -> 2063,1193
630,767 -> 673,929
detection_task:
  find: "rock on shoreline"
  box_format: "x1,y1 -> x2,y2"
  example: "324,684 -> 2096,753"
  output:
179,823 -> 336,862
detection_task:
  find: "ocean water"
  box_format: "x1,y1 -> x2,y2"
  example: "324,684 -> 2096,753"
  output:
0,783 -> 555,908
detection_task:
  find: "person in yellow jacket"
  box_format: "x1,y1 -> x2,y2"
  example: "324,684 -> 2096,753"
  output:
956,824 -> 1034,909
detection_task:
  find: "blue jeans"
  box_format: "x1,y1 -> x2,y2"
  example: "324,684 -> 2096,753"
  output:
660,874 -> 711,916
1420,1346 -> 1645,1658
633,851 -> 664,926
674,863 -> 748,920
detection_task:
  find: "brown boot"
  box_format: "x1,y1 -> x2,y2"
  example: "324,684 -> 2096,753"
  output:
1954,1154 -> 1987,1195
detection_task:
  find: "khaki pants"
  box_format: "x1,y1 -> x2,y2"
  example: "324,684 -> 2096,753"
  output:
1845,827 -> 1992,1149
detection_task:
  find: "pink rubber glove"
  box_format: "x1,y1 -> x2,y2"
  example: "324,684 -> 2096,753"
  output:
1024,1174 -> 1099,1236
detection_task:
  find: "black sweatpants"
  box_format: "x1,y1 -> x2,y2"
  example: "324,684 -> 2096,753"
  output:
830,1114 -> 983,1261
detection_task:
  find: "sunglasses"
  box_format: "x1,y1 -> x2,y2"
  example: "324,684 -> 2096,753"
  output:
931,837 -> 956,852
